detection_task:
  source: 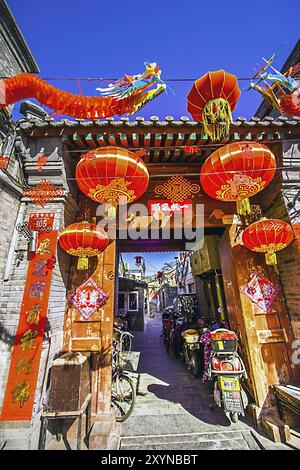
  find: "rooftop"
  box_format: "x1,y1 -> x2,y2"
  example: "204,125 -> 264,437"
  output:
17,114 -> 300,164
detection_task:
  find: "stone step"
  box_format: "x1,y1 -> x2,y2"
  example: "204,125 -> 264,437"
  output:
119,430 -> 261,450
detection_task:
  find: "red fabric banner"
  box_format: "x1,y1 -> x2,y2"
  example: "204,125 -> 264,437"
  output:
0,230 -> 58,421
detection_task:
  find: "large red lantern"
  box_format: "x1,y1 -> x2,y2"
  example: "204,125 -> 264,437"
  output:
187,70 -> 241,141
76,146 -> 149,219
242,218 -> 294,265
59,221 -> 109,270
200,141 -> 276,215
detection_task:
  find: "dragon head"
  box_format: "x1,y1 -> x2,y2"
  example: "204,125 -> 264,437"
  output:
96,61 -> 166,115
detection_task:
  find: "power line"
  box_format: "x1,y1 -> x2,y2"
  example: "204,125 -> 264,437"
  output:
1,75 -> 300,82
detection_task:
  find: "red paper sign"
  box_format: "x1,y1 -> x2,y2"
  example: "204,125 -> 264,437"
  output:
148,199 -> 192,215
0,231 -> 58,421
28,212 -> 55,232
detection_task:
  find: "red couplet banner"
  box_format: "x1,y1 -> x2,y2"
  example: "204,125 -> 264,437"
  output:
0,230 -> 58,421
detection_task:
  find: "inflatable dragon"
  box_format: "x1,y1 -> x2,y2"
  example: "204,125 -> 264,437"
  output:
250,54 -> 300,116
0,61 -> 166,119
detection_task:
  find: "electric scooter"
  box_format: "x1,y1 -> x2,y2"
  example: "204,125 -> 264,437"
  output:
208,328 -> 248,423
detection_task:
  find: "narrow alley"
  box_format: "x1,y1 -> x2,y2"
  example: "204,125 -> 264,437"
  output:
118,315 -> 288,450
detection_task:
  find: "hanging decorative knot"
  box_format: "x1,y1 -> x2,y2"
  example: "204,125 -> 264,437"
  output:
155,174 -> 200,202
242,272 -> 280,312
23,180 -> 64,206
67,277 -> 109,320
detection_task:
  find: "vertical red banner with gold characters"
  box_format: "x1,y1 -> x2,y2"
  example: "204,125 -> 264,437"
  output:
0,230 -> 58,421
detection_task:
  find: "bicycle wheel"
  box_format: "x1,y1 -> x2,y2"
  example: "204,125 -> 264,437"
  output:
111,373 -> 136,422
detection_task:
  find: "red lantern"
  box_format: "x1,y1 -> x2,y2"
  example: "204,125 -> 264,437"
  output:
200,141 -> 276,215
59,221 -> 109,270
0,156 -> 9,169
135,256 -> 143,267
242,218 -> 294,265
187,70 -> 241,141
76,146 -> 149,219
37,154 -> 48,172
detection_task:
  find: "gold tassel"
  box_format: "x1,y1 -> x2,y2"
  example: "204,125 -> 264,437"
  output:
265,251 -> 277,265
104,202 -> 117,220
202,98 -> 232,141
236,198 -> 251,215
77,255 -> 89,270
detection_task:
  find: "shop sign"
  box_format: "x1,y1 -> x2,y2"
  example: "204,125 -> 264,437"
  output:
28,212 -> 55,232
0,231 -> 58,421
148,199 -> 192,216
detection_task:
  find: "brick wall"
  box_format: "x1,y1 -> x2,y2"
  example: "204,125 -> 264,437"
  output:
0,137 -> 78,449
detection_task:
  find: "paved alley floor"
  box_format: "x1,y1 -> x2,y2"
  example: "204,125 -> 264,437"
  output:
118,315 -> 291,451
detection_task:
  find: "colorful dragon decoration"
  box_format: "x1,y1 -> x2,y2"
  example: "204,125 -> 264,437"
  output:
0,61 -> 166,119
250,53 -> 300,116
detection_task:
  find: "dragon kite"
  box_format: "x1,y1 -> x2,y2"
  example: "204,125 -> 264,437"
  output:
0,61 -> 166,119
250,53 -> 300,117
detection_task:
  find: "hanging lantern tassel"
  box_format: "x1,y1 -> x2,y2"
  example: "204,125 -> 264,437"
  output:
77,255 -> 89,270
236,197 -> 251,216
265,251 -> 277,265
202,98 -> 233,141
104,201 -> 117,220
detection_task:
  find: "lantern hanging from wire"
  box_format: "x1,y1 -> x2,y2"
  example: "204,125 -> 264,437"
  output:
76,146 -> 149,219
135,256 -> 143,267
187,70 -> 241,141
242,218 -> 294,265
59,221 -> 109,270
200,141 -> 276,215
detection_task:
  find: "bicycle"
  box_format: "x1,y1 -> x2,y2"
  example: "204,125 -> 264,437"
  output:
111,328 -> 136,422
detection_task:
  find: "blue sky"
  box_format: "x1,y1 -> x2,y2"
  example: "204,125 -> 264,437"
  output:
8,0 -> 300,120
121,252 -> 178,276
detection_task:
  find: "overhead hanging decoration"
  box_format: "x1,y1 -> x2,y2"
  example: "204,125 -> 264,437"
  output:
0,156 -> 9,169
183,146 -> 201,155
23,180 -> 64,206
0,62 -> 166,119
76,146 -> 149,219
59,221 -> 109,270
250,53 -> 300,117
242,272 -> 280,312
200,141 -> 276,215
67,277 -> 109,320
37,154 -> 48,172
154,174 -> 200,202
187,70 -> 241,141
242,218 -> 294,265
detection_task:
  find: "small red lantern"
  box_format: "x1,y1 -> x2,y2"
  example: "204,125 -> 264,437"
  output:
0,156 -> 9,169
200,141 -> 276,215
242,218 -> 294,265
59,221 -> 109,270
76,146 -> 149,219
135,256 -> 143,267
37,153 -> 48,172
183,146 -> 200,155
187,70 -> 241,141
